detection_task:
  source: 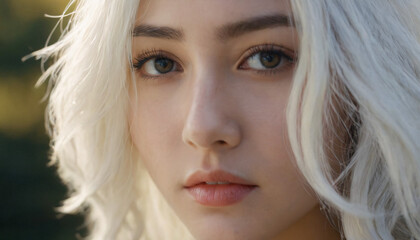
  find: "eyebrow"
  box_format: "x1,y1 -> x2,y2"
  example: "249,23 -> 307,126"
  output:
132,14 -> 293,41
217,14 -> 293,40
132,25 -> 184,40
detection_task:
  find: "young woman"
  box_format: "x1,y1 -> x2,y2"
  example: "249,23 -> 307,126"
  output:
30,0 -> 420,239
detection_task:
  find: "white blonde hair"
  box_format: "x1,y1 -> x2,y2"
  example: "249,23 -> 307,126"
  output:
29,0 -> 420,239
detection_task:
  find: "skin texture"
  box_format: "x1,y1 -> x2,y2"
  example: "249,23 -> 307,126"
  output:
129,0 -> 341,239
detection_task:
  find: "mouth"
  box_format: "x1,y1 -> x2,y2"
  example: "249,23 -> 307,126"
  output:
184,170 -> 258,207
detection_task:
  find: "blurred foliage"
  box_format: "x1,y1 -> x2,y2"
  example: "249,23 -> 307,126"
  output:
0,0 -> 84,239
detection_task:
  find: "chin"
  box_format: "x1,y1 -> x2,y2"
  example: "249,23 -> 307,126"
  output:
184,215 -> 282,240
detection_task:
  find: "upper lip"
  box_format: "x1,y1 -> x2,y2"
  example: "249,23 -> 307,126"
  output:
184,169 -> 257,188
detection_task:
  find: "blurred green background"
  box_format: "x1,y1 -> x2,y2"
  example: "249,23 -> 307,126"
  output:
1,0 -> 84,239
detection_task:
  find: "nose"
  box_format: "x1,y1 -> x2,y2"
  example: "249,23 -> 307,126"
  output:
182,73 -> 241,152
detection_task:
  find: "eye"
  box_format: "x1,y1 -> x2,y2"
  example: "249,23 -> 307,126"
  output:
239,45 -> 296,73
144,57 -> 175,75
247,51 -> 282,69
133,49 -> 182,79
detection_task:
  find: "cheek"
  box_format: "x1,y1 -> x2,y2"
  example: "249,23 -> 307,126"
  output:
130,83 -> 177,152
130,100 -> 174,175
247,92 -> 318,216
128,93 -> 185,188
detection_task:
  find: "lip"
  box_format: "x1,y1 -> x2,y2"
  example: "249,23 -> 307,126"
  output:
184,170 -> 257,206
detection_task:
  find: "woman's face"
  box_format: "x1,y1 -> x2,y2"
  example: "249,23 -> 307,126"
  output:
129,0 -> 320,239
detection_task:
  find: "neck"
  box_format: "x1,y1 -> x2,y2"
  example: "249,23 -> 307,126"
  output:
274,205 -> 342,240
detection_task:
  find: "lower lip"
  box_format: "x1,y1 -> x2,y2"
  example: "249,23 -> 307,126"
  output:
186,183 -> 256,206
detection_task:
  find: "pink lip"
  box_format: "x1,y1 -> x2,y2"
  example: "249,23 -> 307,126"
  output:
184,170 -> 257,206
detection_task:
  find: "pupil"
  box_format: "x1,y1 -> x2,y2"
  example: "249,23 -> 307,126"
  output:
154,58 -> 173,73
260,52 -> 280,68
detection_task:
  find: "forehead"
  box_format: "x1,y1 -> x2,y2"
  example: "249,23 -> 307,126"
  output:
135,0 -> 292,27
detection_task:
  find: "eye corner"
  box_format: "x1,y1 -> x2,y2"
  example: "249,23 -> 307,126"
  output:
237,61 -> 249,71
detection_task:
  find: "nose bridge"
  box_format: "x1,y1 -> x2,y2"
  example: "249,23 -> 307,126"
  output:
182,71 -> 240,151
188,76 -> 217,121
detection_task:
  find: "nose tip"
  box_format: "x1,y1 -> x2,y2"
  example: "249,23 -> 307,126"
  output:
182,119 -> 241,150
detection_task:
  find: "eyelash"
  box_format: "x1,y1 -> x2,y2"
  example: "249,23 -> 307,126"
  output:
132,44 -> 296,80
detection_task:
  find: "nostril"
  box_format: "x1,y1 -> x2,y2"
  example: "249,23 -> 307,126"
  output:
215,140 -> 227,145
